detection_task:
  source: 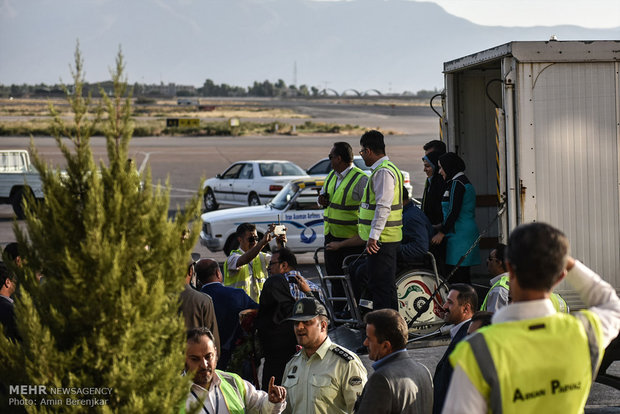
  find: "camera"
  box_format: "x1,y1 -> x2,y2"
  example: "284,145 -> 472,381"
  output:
273,225 -> 286,236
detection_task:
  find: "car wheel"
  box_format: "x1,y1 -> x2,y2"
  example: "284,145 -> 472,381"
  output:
11,187 -> 30,219
248,193 -> 261,206
204,188 -> 218,211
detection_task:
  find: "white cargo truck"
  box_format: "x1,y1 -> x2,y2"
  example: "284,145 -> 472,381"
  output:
439,40 -> 620,305
0,150 -> 44,218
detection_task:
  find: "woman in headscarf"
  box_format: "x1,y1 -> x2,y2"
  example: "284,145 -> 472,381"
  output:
431,152 -> 480,284
421,150 -> 444,226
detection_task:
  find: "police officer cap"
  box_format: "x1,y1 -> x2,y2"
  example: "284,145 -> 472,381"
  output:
287,297 -> 329,321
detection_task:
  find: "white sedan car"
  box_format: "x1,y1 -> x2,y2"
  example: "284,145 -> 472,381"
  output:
202,160 -> 309,211
200,178 -> 326,255
306,155 -> 414,197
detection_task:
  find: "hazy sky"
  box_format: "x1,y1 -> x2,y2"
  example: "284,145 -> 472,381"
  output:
422,0 -> 619,28
0,0 -> 618,91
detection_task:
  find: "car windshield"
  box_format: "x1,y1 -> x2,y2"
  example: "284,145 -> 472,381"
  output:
269,182 -> 299,209
259,162 -> 306,177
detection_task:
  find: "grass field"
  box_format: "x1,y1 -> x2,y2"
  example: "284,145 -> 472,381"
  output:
0,98 -> 373,137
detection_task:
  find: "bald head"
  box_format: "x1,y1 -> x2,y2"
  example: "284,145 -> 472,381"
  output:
195,259 -> 222,287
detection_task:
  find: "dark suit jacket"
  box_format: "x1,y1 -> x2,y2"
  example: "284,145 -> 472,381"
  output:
0,295 -> 18,340
432,321 -> 471,414
200,282 -> 258,368
355,350 -> 433,414
179,285 -> 220,351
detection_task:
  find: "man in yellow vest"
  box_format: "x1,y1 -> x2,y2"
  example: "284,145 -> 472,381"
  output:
184,327 -> 287,413
224,223 -> 285,302
357,130 -> 403,311
444,222 -> 620,413
481,242 -> 569,313
318,142 -> 368,310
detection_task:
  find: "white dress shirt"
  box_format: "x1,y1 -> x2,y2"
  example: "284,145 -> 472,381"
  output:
442,260 -> 620,413
368,156 -> 396,241
186,372 -> 286,414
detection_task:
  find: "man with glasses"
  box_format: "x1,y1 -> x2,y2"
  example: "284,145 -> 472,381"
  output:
357,130 -> 404,311
257,248 -> 324,390
224,223 -> 285,302
318,142 -> 368,311
481,243 -> 569,313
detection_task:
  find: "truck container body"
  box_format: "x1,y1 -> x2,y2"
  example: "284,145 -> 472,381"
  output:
442,41 -> 620,305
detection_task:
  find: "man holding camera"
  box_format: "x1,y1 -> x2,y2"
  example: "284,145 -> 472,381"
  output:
224,222 -> 286,302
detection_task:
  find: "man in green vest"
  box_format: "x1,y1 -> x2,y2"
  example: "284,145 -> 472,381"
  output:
357,130 -> 403,311
444,222 -> 620,413
318,142 -> 368,311
184,327 -> 287,413
481,242 -> 569,313
224,223 -> 285,302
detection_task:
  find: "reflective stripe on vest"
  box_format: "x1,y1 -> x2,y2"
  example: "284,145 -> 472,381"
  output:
358,160 -> 403,242
217,370 -> 247,414
550,293 -> 570,313
481,275 -> 510,311
223,250 -> 267,301
323,167 -> 365,238
451,311 -> 604,413
480,275 -> 570,313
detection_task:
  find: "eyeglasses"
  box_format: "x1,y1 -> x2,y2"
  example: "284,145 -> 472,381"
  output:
328,154 -> 334,159
359,148 -> 368,156
247,236 -> 259,242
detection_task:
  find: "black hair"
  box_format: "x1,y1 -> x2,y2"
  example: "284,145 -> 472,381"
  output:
273,247 -> 297,269
471,311 -> 493,328
506,222 -> 569,291
423,140 -> 446,154
195,259 -> 220,286
449,283 -> 478,311
360,130 -> 386,155
186,327 -> 215,344
236,223 -> 256,238
364,309 -> 407,351
3,243 -> 19,262
332,142 -> 353,164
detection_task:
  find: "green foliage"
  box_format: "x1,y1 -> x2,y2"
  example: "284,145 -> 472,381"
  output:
0,45 -> 201,412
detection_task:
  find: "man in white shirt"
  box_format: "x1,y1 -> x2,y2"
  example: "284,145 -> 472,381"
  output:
184,327 -> 286,414
356,130 -> 404,311
224,223 -> 285,302
444,222 -> 620,413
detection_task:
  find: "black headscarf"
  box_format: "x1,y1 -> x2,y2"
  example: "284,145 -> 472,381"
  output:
438,152 -> 466,180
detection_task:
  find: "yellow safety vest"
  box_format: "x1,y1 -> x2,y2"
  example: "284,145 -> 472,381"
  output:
223,250 -> 267,301
481,275 -> 570,313
358,160 -> 403,242
450,310 -> 604,414
323,166 -> 366,238
181,371 -> 247,414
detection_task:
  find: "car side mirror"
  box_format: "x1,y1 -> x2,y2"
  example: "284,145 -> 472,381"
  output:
216,173 -> 222,179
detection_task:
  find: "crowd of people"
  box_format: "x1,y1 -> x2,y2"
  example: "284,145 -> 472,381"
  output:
2,130 -> 620,413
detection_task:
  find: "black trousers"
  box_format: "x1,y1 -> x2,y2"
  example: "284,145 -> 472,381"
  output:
324,233 -> 365,311
366,241 -> 400,311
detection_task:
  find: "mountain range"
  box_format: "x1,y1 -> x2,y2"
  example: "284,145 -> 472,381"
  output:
1,0 -> 618,92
